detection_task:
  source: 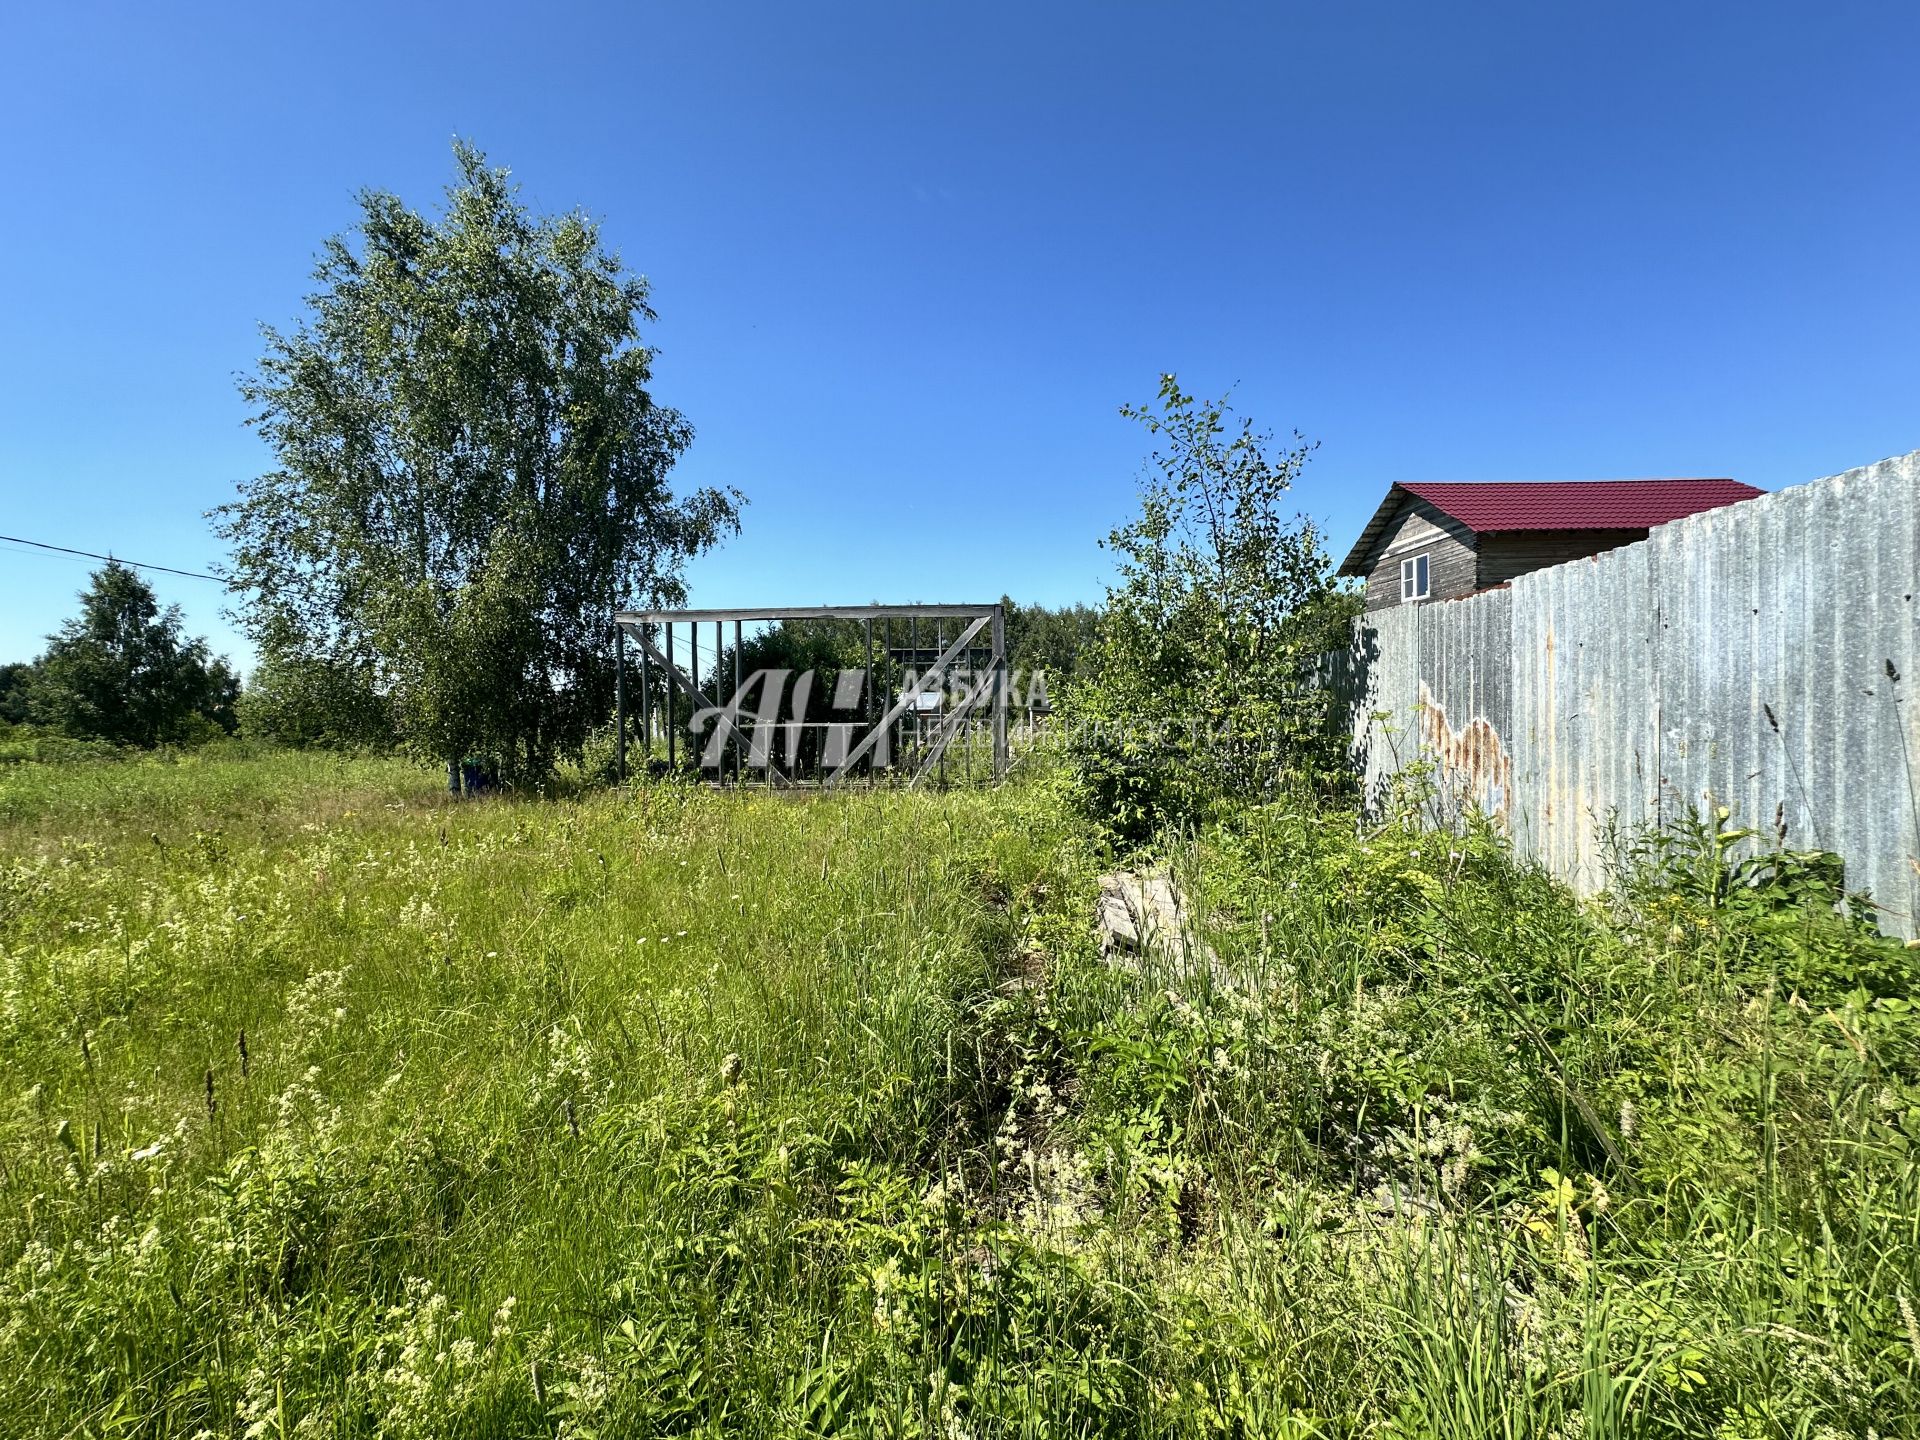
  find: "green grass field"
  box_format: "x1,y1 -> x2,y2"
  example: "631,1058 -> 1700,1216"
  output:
2,753 -> 1916,1437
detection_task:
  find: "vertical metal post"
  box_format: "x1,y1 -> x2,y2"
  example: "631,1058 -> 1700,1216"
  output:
733,620 -> 742,787
874,619 -> 885,777
936,620 -> 947,788
972,641 -> 982,783
992,604 -> 1008,780
666,624 -> 677,771
639,638 -> 651,758
863,618 -> 873,782
615,622 -> 627,783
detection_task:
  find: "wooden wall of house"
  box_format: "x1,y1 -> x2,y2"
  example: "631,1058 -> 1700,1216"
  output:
1362,502 -> 1479,611
1474,529 -> 1650,588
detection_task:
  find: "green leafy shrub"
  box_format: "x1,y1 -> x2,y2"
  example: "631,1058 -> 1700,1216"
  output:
1063,377 -> 1356,843
1613,804 -> 1920,1003
0,723 -> 123,767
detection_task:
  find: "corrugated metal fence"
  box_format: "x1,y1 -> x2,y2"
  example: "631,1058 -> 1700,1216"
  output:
1342,450 -> 1920,937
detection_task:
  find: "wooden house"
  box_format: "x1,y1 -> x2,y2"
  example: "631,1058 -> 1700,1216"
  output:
1337,478 -> 1764,611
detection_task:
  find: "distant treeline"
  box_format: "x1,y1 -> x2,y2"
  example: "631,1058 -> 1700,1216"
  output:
0,572 -> 1109,763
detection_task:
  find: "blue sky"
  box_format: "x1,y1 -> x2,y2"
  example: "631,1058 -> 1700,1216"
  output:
2,1 -> 1916,668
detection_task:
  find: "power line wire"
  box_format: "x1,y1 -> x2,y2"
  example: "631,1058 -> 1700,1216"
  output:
0,533 -> 226,584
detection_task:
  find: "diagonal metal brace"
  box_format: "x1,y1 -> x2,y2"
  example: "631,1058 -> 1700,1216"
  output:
909,668 -> 996,788
824,614 -> 990,787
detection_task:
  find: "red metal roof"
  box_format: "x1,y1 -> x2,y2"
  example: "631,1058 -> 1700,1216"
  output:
1337,477 -> 1763,575
1396,478 -> 1763,533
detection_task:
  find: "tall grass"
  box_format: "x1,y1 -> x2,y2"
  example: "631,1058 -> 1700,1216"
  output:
1033,805 -> 1920,1435
0,753 -> 1914,1436
0,754 -> 1080,1434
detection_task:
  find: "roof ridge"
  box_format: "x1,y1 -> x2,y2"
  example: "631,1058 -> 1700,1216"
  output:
1399,477 -> 1751,487
1336,477 -> 1763,576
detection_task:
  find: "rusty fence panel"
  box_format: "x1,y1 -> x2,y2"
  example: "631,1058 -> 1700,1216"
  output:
1338,449 -> 1920,937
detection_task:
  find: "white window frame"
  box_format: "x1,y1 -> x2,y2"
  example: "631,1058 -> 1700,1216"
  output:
1399,552 -> 1430,604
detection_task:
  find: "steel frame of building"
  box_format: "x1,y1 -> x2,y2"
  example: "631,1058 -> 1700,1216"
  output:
612,603 -> 1009,786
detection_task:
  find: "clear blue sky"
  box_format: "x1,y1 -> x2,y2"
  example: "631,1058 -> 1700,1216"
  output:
3,1 -> 1916,669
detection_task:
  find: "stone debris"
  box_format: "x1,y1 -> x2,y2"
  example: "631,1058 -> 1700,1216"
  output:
1096,869 -> 1180,957
1096,869 -> 1223,981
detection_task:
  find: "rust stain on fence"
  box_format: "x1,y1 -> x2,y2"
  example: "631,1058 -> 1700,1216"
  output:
1417,680 -> 1512,827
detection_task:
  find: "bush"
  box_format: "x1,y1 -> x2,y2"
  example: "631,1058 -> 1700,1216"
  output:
1064,377 -> 1355,841
0,723 -> 123,767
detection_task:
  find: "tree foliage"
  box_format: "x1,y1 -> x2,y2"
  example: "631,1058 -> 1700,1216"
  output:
1065,376 -> 1348,838
22,563 -> 238,747
215,142 -> 741,785
1002,597 -> 1101,695
237,618 -> 396,751
0,663 -> 32,726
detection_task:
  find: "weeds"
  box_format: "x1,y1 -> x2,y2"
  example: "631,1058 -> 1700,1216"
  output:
0,754 -> 1915,1435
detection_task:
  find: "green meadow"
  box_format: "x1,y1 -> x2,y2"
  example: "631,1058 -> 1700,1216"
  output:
2,752 -> 1916,1437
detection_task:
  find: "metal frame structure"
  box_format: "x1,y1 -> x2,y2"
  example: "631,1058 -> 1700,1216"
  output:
612,603 -> 1008,786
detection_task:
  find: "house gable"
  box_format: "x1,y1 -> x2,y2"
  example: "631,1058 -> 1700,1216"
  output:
1359,496 -> 1479,612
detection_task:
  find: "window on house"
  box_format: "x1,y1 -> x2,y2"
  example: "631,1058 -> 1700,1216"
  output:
1399,553 -> 1430,603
